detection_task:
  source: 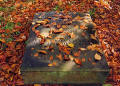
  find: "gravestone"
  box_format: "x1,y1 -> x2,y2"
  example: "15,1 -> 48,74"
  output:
21,11 -> 110,85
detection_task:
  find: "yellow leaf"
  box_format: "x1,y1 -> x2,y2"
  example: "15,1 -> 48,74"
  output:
69,55 -> 74,60
90,34 -> 97,40
58,0 -> 63,6
48,63 -> 53,67
94,53 -> 101,61
68,43 -> 74,48
74,25 -> 79,29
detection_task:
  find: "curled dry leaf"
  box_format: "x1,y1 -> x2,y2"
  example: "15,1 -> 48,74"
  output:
68,32 -> 76,38
68,43 -> 74,48
69,55 -> 74,61
87,44 -> 103,53
40,38 -> 46,45
58,43 -> 71,55
74,58 -> 82,65
88,57 -> 92,62
63,55 -> 70,61
49,56 -> 53,61
90,34 -> 97,40
56,54 -> 63,61
48,63 -> 53,67
37,50 -> 47,54
36,20 -> 47,25
73,51 -> 81,57
62,25 -> 67,29
81,57 -> 86,62
53,28 -> 63,34
34,53 -> 39,57
80,25 -> 87,30
94,53 -> 102,61
74,25 -> 79,29
48,62 -> 57,67
79,48 -> 87,51
31,47 -> 34,50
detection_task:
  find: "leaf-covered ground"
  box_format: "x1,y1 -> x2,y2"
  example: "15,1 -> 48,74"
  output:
0,0 -> 120,85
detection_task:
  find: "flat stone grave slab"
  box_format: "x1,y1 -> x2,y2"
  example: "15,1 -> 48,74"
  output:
21,11 -> 110,84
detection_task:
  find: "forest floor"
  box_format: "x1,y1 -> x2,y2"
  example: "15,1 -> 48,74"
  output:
0,0 -> 120,85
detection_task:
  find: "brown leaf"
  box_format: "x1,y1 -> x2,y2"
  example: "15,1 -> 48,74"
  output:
81,57 -> 86,62
88,57 -> 92,62
64,55 -> 70,61
37,50 -> 47,54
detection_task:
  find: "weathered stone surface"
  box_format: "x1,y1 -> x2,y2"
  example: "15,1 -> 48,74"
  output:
21,11 -> 109,84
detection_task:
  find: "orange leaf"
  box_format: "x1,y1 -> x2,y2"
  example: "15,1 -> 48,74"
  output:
74,58 -> 82,65
56,54 -> 63,61
74,25 -> 79,29
80,25 -> 87,30
81,57 -> 86,62
34,53 -> 39,57
37,50 -> 47,54
49,56 -> 53,61
73,51 -> 80,57
31,47 -> 35,50
53,29 -> 63,34
57,24 -> 61,28
62,25 -> 67,29
68,32 -> 76,38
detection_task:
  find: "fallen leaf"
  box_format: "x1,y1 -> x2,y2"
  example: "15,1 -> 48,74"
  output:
69,55 -> 74,60
80,25 -> 87,30
34,53 -> 39,57
36,20 -> 47,24
79,48 -> 87,51
31,48 -> 35,50
74,25 -> 79,29
92,62 -> 96,65
64,55 -> 70,61
56,54 -> 63,61
88,57 -> 92,62
74,58 -> 82,65
37,50 -> 47,54
62,25 -> 67,29
40,38 -> 45,44
48,63 -> 53,67
68,32 -> 76,38
48,62 -> 57,67
73,51 -> 80,57
94,53 -> 102,61
52,62 -> 57,66
68,43 -> 74,48
49,56 -> 53,61
81,57 -> 86,62
53,28 -> 63,34
57,24 -> 61,28
81,32 -> 86,36
87,44 -> 103,53
90,34 -> 97,40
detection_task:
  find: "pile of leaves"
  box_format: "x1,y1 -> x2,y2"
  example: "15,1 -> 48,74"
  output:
0,0 -> 120,85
